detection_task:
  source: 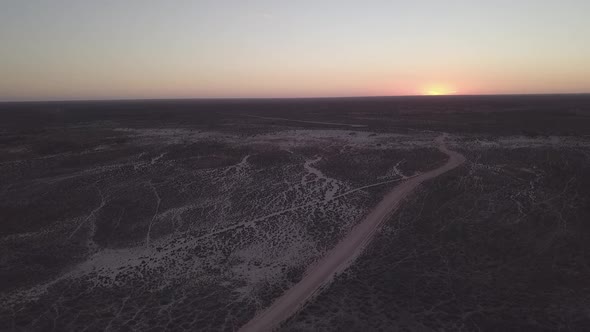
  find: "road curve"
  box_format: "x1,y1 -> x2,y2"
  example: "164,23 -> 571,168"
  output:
240,134 -> 466,332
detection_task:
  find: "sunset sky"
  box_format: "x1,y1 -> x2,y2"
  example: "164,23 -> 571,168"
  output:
1,0 -> 590,101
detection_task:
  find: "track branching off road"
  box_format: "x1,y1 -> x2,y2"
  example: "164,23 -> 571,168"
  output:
240,133 -> 466,331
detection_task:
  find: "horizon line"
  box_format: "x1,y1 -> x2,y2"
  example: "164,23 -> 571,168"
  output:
1,92 -> 590,104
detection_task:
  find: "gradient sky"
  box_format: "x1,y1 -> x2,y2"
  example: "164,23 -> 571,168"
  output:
1,0 -> 590,101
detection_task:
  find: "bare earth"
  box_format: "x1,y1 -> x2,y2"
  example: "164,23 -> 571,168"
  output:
3,96 -> 590,330
240,134 -> 466,331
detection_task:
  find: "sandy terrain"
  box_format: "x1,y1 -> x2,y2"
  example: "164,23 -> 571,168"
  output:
240,133 -> 466,331
3,96 -> 590,330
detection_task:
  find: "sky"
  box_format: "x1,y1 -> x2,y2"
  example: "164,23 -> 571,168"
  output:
1,0 -> 590,101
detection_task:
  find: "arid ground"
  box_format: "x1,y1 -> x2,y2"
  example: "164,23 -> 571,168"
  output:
2,95 -> 590,331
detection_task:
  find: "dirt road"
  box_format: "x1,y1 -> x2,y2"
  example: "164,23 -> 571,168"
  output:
240,134 -> 466,331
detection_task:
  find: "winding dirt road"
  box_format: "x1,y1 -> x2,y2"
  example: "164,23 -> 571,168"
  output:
240,134 -> 466,331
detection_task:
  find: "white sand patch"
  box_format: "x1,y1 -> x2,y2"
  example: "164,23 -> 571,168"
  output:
249,129 -> 433,151
230,224 -> 318,300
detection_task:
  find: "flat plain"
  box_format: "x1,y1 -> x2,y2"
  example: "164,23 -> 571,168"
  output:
1,95 -> 590,331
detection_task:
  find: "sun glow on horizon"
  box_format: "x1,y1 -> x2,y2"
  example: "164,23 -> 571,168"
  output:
422,84 -> 457,96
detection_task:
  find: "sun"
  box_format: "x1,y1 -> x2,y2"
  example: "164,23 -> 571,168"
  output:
426,90 -> 444,96
422,84 -> 456,96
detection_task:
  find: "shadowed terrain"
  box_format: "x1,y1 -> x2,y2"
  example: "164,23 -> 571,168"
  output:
1,95 -> 590,331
